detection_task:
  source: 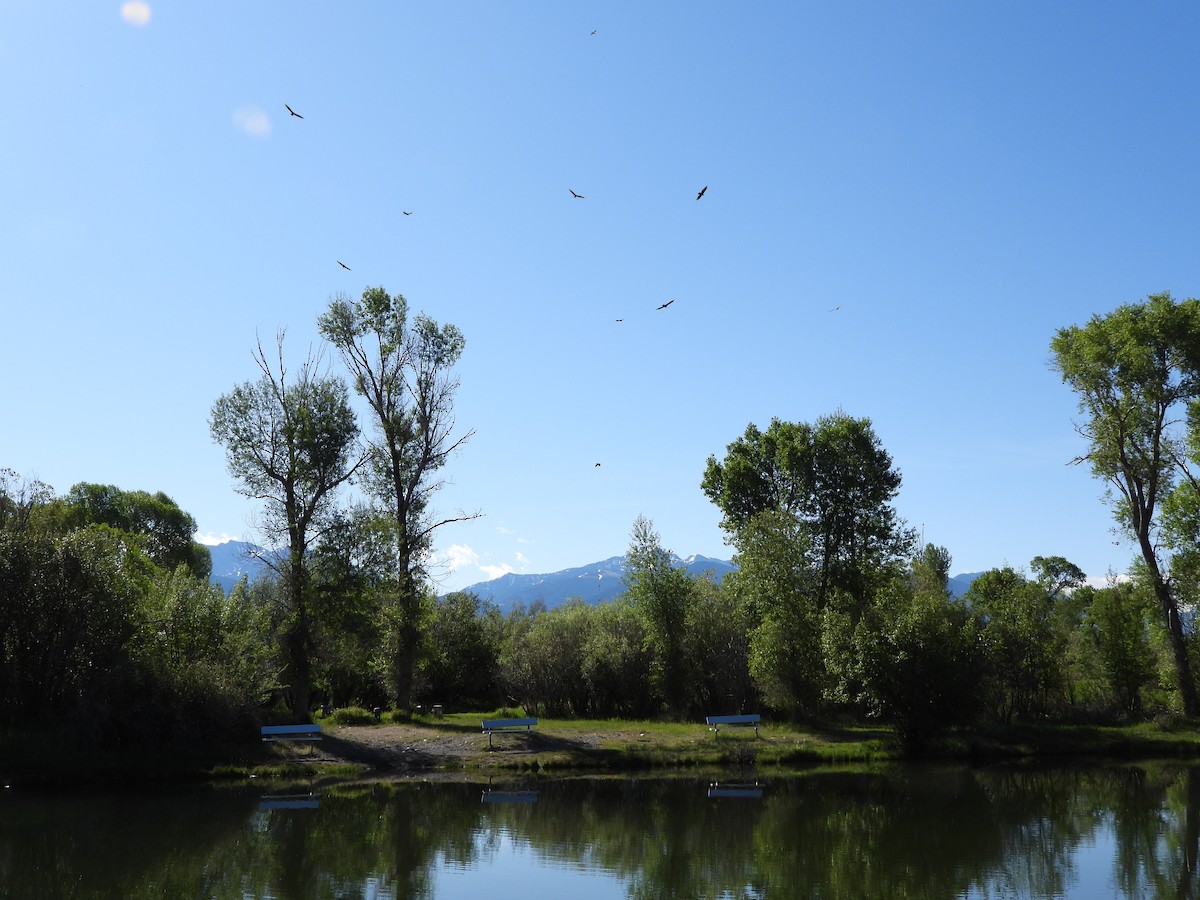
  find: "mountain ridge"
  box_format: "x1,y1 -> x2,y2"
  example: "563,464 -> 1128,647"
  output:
205,539 -> 984,610
451,553 -> 738,613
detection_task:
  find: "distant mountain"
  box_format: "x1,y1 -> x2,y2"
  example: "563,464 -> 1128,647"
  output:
207,540 -> 272,594
947,571 -> 984,598
207,540 -> 984,607
453,558 -> 984,612
450,554 -> 738,614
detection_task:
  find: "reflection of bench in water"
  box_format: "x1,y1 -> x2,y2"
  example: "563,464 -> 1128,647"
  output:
481,790 -> 539,804
258,793 -> 321,810
481,717 -> 538,749
705,713 -> 760,737
708,782 -> 763,799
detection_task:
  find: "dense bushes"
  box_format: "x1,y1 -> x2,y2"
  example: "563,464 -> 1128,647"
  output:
1,467 -> 1191,755
0,474 -> 272,747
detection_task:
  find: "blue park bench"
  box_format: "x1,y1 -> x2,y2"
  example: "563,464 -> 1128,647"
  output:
260,723 -> 323,743
705,713 -> 761,737
481,716 -> 538,749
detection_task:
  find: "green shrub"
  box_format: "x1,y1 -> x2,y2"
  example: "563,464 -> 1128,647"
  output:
327,706 -> 379,726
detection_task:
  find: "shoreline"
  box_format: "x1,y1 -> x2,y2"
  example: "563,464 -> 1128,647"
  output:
7,716 -> 1200,787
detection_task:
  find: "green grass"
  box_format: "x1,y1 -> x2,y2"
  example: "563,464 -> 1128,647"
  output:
382,712 -> 1200,772
398,712 -> 899,771
11,712 -> 1200,785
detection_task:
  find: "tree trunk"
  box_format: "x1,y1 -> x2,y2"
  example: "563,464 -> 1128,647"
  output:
390,566 -> 421,711
1141,538 -> 1199,716
285,549 -> 314,721
392,615 -> 418,711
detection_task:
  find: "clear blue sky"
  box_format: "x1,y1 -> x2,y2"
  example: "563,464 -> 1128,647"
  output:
4,3 -> 1199,593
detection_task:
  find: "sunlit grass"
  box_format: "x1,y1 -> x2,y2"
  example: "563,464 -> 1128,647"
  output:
400,711 -> 898,770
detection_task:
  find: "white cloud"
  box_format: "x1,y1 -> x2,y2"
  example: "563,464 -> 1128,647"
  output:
120,2 -> 152,26
1085,573 -> 1131,590
479,563 -> 515,581
443,544 -> 479,572
232,106 -> 271,139
195,532 -> 235,546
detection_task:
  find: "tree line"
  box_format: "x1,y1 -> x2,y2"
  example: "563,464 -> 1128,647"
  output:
3,289 -> 1200,751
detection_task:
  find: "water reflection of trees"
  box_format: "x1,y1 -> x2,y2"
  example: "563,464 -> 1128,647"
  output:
3,765 -> 1200,898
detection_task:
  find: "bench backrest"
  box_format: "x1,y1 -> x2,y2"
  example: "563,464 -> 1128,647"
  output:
705,714 -> 761,725
482,717 -> 538,729
261,724 -> 322,736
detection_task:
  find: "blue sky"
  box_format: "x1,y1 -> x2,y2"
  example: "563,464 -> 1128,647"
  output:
3,2 -> 1199,593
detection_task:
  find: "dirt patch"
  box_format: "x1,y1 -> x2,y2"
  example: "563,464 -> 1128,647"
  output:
274,723 -> 611,774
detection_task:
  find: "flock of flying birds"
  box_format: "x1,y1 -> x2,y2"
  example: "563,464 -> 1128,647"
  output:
282,59 -> 706,326
276,33 -> 835,472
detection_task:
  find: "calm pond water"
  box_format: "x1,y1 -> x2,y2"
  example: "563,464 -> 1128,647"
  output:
2,763 -> 1199,898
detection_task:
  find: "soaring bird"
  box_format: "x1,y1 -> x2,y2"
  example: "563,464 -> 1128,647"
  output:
402,211 -> 413,216
285,104 -> 303,119
657,299 -> 675,310
696,185 -> 708,200
595,462 -> 602,467
337,260 -> 351,271
615,318 -> 624,323
569,189 -> 585,199
590,29 -> 597,35
829,304 -> 841,312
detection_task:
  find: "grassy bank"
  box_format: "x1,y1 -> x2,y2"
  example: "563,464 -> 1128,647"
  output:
416,714 -> 1200,772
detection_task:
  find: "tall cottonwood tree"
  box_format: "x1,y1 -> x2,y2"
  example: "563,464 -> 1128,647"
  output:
210,333 -> 360,717
702,413 -> 914,614
1052,291 -> 1200,716
318,287 -> 476,710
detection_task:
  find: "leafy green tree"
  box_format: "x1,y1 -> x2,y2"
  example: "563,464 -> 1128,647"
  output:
64,482 -> 211,578
126,566 -> 274,743
1030,555 -> 1086,601
966,567 -> 1064,723
702,413 -> 914,614
911,542 -> 953,594
624,516 -> 693,717
209,333 -> 360,717
318,286 -> 477,711
684,576 -> 754,716
508,600 -> 593,716
724,509 -> 823,717
0,469 -> 54,533
1085,580 -> 1156,717
0,525 -> 146,728
1051,291 -> 1200,714
842,559 -> 979,751
495,600 -> 544,713
419,591 -> 502,710
308,507 -> 392,707
580,598 -> 654,717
